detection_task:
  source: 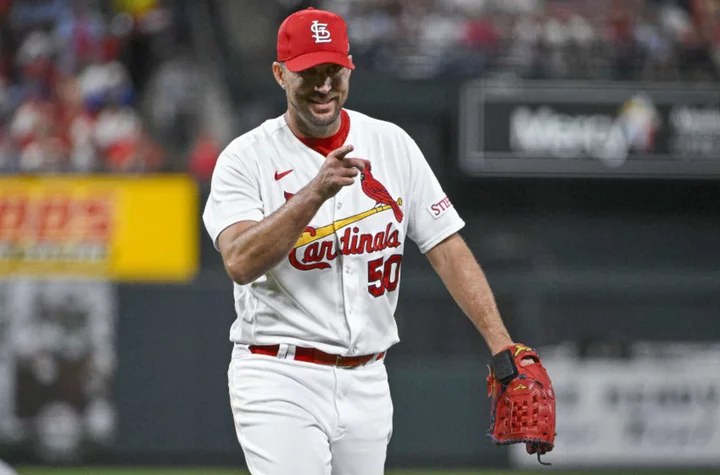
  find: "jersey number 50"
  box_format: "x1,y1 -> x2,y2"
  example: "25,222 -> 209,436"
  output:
367,254 -> 403,297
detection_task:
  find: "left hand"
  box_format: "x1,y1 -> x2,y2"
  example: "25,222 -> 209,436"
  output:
487,343 -> 556,464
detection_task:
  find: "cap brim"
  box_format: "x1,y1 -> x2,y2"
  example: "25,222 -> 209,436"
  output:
285,51 -> 355,72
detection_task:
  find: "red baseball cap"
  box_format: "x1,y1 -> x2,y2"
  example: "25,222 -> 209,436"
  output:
277,7 -> 355,72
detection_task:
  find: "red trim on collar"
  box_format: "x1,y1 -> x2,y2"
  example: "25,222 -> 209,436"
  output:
294,109 -> 350,157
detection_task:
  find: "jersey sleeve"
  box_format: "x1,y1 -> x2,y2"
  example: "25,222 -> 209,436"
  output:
403,133 -> 465,254
203,147 -> 264,250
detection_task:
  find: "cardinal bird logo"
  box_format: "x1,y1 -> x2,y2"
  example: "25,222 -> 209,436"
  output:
360,163 -> 403,223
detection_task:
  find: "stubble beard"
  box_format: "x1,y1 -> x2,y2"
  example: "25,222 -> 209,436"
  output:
307,107 -> 340,128
289,94 -> 342,135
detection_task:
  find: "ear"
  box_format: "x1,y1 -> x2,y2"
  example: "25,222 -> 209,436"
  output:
272,62 -> 286,89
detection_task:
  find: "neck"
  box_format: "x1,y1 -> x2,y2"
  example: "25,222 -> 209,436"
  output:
285,110 -> 341,139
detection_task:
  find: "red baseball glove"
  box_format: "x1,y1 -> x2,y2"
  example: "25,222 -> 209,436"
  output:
487,343 -> 556,465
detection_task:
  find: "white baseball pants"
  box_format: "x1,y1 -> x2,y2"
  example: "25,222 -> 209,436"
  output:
228,346 -> 394,475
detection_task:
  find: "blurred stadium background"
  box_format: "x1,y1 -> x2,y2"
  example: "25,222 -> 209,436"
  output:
1,0 -> 720,473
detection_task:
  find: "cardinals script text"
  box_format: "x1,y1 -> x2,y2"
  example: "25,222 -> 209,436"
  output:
289,223 -> 400,271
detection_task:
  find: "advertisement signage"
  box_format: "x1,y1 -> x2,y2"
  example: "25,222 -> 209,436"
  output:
0,280 -> 116,461
0,176 -> 198,281
511,351 -> 720,467
460,80 -> 720,177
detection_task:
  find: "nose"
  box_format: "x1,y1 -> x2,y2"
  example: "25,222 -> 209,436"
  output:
315,76 -> 332,95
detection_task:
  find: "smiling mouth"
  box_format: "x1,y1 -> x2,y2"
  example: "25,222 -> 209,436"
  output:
308,98 -> 335,105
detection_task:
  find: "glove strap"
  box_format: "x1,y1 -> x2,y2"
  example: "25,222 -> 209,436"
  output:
491,343 -> 539,384
491,348 -> 518,384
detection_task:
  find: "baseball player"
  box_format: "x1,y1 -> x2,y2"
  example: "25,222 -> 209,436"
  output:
203,7 -> 554,475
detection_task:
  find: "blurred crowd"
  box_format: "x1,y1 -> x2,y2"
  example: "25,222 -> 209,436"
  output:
3,0 -> 719,176
320,0 -> 720,81
0,0 -> 221,177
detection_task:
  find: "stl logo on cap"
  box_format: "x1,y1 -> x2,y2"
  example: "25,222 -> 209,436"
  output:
310,20 -> 332,43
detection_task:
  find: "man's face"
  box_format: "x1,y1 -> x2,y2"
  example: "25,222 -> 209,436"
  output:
282,62 -> 351,130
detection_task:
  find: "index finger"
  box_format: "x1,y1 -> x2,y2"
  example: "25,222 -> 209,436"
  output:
327,145 -> 354,161
343,158 -> 369,172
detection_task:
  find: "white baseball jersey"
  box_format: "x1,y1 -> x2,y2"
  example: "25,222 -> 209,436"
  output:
203,109 -> 464,356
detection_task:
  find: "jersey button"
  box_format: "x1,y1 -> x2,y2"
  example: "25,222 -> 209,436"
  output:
337,202 -> 343,210
351,347 -> 359,354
